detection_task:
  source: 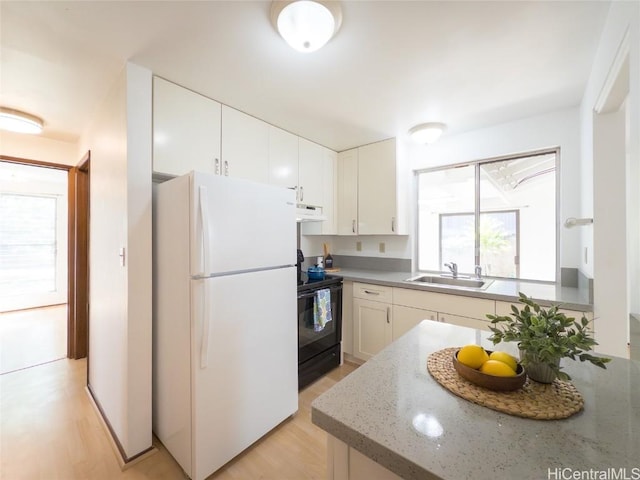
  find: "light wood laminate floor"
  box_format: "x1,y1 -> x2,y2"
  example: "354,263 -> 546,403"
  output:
0,304 -> 67,374
0,358 -> 357,480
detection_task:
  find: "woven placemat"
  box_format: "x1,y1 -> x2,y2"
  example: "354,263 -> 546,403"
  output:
427,347 -> 584,420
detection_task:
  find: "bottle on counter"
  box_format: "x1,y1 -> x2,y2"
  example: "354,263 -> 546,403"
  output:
325,253 -> 333,269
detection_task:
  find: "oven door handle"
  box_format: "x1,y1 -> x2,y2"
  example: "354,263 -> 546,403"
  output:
298,285 -> 342,300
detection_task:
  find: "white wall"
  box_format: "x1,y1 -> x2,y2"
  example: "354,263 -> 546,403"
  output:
78,62 -> 153,459
579,1 -> 639,357
300,234 -> 411,262
303,108 -> 580,270
0,130 -> 79,166
410,107 -> 582,272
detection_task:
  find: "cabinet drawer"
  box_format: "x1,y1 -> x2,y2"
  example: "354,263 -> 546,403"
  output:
393,287 -> 494,320
392,305 -> 437,340
353,283 -> 393,303
494,301 -> 594,333
438,313 -> 491,332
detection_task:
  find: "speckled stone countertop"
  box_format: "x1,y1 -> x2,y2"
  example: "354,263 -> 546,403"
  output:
312,321 -> 640,480
333,268 -> 592,310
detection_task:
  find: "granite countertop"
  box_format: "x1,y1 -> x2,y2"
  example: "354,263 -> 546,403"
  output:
332,268 -> 592,310
311,320 -> 640,480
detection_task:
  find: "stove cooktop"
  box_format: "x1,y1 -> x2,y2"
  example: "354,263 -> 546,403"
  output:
297,272 -> 343,292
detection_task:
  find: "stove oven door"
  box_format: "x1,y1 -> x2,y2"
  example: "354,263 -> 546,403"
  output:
297,283 -> 342,365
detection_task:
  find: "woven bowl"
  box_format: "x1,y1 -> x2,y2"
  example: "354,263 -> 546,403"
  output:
452,349 -> 526,392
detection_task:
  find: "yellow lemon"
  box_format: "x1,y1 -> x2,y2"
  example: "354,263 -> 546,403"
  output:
489,351 -> 518,372
480,359 -> 517,377
457,345 -> 489,369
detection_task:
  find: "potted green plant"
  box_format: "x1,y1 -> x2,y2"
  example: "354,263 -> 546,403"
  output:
486,292 -> 611,383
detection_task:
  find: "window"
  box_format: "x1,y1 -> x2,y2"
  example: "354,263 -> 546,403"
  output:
417,150 -> 557,282
0,162 -> 67,312
0,194 -> 57,296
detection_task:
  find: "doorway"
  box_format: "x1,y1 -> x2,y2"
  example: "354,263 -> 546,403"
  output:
0,154 -> 89,372
592,36 -> 633,359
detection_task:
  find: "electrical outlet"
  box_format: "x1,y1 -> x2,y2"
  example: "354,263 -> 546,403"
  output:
379,242 -> 385,253
356,241 -> 362,252
584,247 -> 588,264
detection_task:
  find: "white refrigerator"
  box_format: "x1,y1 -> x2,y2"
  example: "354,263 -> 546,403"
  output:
153,171 -> 298,480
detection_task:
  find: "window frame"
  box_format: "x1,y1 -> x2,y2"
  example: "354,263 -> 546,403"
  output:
414,147 -> 560,283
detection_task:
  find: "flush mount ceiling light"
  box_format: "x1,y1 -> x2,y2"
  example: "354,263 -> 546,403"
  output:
270,1 -> 342,53
0,107 -> 44,134
408,122 -> 447,144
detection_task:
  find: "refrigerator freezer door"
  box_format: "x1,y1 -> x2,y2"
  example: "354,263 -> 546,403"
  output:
190,172 -> 296,277
190,267 -> 298,480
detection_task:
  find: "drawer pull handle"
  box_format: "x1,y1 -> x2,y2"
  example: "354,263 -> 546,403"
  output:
363,290 -> 380,295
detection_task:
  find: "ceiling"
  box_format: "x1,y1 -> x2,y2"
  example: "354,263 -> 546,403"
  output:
0,1 -> 610,152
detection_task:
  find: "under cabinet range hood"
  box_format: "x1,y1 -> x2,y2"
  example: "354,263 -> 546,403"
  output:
296,204 -> 326,222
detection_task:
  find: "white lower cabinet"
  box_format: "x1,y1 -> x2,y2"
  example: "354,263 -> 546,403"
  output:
392,305 -> 437,340
495,301 -> 594,333
438,312 -> 491,331
341,281 -> 353,356
353,283 -> 393,361
353,298 -> 392,361
328,435 -> 402,480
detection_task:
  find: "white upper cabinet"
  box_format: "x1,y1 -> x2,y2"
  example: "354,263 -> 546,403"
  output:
337,148 -> 358,235
320,147 -> 338,234
221,106 -> 269,183
153,77 -> 221,176
337,138 -> 406,235
358,138 -> 397,234
268,126 -> 299,190
302,146 -> 338,235
298,138 -> 325,207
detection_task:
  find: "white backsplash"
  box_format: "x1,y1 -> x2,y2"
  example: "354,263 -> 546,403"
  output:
300,234 -> 411,262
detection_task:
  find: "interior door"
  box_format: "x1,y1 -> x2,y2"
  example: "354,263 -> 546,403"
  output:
191,267 -> 297,480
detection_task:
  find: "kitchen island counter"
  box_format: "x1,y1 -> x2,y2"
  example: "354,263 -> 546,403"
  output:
311,320 -> 640,480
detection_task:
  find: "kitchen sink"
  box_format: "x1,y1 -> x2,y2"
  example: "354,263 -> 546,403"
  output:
405,274 -> 493,290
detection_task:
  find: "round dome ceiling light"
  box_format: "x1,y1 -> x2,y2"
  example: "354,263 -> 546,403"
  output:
0,107 -> 44,135
408,122 -> 447,144
271,1 -> 342,53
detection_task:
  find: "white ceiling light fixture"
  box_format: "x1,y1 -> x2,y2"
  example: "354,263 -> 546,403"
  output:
0,107 -> 44,134
271,1 -> 342,53
409,122 -> 447,144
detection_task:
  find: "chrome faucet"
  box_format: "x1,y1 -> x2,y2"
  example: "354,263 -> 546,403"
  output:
474,265 -> 482,279
444,262 -> 458,278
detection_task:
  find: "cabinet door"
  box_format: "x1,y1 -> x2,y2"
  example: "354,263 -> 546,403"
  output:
300,146 -> 338,235
341,281 -> 354,355
153,77 -> 221,176
221,106 -> 269,183
337,148 -> 358,235
358,138 -> 397,234
268,126 -> 298,190
353,298 -> 392,361
320,147 -> 338,234
298,138 -> 324,207
392,305 -> 437,340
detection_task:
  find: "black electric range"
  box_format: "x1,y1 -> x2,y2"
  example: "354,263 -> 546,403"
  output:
297,272 -> 343,292
296,272 -> 343,390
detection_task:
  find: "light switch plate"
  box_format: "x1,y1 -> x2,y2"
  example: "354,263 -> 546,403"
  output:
356,241 -> 362,252
379,242 -> 385,253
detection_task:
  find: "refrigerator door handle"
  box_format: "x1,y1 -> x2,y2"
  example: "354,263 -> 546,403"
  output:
200,279 -> 210,369
198,185 -> 212,276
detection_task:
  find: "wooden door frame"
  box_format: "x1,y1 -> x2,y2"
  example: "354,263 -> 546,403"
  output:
0,153 -> 90,359
68,152 -> 90,359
